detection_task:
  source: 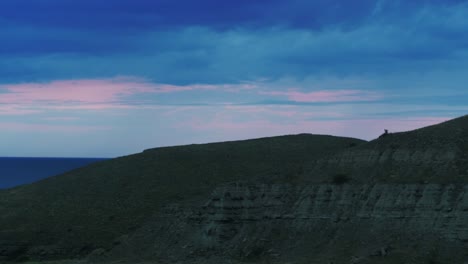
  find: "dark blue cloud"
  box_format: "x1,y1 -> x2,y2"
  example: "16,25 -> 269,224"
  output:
1,0 -> 468,86
0,28 -> 135,56
1,0 -> 465,31
0,0 -> 374,30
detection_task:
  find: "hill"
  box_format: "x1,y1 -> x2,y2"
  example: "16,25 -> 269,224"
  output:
0,134 -> 364,262
0,115 -> 467,263
307,115 -> 468,184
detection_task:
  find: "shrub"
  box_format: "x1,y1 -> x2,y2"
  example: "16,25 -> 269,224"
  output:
332,173 -> 351,185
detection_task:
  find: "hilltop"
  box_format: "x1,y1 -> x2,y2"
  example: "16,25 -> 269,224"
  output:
307,115 -> 468,184
0,115 -> 467,263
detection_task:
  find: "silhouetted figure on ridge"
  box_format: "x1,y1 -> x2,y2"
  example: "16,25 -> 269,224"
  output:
379,129 -> 389,139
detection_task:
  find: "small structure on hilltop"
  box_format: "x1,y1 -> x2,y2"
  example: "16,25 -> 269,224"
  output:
378,129 -> 389,139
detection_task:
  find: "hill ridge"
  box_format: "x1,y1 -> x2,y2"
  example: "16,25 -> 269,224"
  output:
1,115 -> 467,263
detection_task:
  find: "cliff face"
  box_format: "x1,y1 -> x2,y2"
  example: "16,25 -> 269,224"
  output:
310,147 -> 463,183
104,183 -> 468,263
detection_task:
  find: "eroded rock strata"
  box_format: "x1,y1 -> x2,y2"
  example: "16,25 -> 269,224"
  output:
104,183 -> 468,263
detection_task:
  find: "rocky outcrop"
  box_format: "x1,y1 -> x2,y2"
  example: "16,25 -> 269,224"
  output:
106,183 -> 468,263
309,139 -> 467,184
315,150 -> 460,182
201,183 -> 468,237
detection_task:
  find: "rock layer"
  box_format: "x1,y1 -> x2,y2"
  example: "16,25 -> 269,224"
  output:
106,183 -> 468,263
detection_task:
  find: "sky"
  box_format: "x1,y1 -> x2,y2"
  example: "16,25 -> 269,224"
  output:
1,0 -> 467,157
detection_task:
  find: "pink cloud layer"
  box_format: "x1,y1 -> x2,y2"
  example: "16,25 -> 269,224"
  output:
0,122 -> 110,133
0,77 -> 255,108
0,77 -> 153,104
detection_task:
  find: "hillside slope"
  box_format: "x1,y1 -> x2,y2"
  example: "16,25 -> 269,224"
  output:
0,134 -> 364,262
308,115 -> 468,184
1,115 -> 467,263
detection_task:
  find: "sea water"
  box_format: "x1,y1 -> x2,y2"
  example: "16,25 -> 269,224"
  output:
0,157 -> 107,189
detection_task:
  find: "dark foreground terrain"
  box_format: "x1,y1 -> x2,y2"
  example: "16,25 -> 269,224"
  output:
1,115 -> 468,263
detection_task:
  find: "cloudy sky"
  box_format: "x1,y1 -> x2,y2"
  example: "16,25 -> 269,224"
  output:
1,0 -> 467,157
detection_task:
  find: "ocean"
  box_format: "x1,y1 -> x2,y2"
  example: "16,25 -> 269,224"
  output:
0,157 -> 108,189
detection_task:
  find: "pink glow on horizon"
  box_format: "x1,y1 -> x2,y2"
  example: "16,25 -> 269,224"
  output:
0,122 -> 111,132
0,105 -> 41,115
177,116 -> 450,141
261,89 -> 381,102
0,78 -> 259,111
223,105 -> 347,119
0,77 -> 156,104
0,78 -> 224,104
